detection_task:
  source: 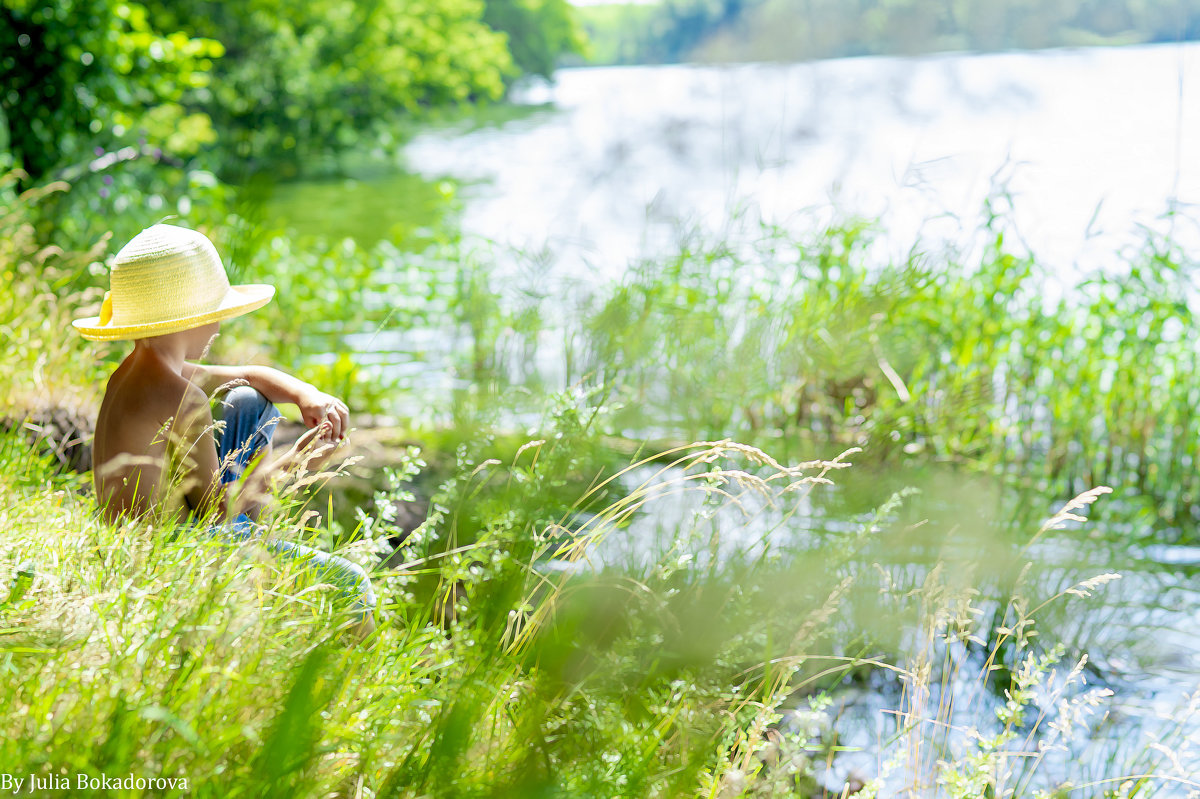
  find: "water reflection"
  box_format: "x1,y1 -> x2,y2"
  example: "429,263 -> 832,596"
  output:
585,458 -> 1200,789
400,43 -> 1200,282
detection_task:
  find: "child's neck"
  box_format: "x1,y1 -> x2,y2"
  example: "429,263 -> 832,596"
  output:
133,336 -> 188,375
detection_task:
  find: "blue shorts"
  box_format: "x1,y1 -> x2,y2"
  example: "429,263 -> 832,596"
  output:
212,384 -> 282,486
210,386 -> 377,621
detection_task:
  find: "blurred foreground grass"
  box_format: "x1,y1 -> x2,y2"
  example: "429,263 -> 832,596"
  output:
6,410 -> 1186,796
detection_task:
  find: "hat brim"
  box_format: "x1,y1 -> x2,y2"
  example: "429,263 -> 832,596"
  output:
72,284 -> 276,341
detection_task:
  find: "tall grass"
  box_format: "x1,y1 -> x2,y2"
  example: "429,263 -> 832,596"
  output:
243,208 -> 1200,520
0,171 -> 112,415
5,397 -> 1194,795
8,174 -> 1200,795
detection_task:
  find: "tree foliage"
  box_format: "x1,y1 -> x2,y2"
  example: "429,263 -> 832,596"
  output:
143,0 -> 515,177
482,0 -> 587,78
0,0 -> 221,182
2,0 -> 584,184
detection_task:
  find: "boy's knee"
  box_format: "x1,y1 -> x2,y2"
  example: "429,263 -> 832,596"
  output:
217,385 -> 280,441
213,385 -> 279,484
219,385 -> 271,417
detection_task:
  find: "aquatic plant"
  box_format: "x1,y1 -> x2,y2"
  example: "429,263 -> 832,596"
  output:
234,204 -> 1200,521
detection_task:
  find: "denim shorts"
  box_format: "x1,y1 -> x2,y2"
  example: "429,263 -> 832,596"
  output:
210,386 -> 376,621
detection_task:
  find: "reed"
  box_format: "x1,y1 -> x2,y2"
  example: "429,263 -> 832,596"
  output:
6,174 -> 1199,795
223,203 -> 1200,519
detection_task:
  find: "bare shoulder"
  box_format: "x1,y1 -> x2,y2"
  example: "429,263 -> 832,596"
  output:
107,356 -> 197,429
174,379 -> 215,434
94,353 -> 199,521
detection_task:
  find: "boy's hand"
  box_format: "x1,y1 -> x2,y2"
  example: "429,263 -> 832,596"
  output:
288,421 -> 342,471
298,390 -> 350,440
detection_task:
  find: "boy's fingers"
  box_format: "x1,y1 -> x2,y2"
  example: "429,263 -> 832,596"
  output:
319,404 -> 344,439
297,422 -> 332,450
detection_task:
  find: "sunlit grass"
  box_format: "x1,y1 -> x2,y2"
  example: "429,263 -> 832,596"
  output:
6,406 -> 1197,795
238,205 -> 1200,521
7,171 -> 1200,795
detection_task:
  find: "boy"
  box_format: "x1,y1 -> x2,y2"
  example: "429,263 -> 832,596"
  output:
74,223 -> 375,627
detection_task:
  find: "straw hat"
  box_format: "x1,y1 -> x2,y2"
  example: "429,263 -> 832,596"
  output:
73,224 -> 275,341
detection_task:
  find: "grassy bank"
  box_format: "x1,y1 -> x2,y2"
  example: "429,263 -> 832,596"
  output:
6,174 -> 1200,794
5,411 -> 1180,796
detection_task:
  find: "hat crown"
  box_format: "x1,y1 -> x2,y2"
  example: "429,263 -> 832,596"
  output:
109,224 -> 231,328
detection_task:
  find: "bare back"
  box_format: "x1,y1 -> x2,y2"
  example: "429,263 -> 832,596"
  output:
93,347 -> 215,524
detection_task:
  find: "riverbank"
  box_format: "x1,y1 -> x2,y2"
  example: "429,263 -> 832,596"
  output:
9,396 -> 1178,795
8,170 -> 1200,792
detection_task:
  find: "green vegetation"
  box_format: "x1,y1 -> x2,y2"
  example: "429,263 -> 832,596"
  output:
0,173 -> 110,413
578,0 -> 1200,65
231,208 -> 1200,524
142,0 -> 515,179
6,0 -> 1200,790
8,168 -> 1200,788
0,335 -> 1180,796
483,0 -> 588,78
0,0 -> 584,252
7,157 -> 1200,790
0,0 -> 222,183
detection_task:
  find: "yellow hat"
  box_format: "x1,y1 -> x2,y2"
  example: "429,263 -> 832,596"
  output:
73,224 -> 275,341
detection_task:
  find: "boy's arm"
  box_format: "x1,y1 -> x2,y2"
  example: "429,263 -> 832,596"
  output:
174,382 -> 341,522
184,362 -> 350,439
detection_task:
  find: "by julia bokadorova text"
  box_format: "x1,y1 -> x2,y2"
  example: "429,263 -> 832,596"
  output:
1,773 -> 190,793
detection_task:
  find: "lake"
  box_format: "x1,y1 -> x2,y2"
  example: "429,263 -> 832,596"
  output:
274,42 -> 1200,284
268,42 -> 1200,792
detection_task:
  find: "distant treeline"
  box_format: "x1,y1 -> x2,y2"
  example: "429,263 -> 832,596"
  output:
577,0 -> 1200,65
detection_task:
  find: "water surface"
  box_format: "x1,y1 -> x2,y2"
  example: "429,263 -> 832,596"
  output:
271,43 -> 1200,790
395,43 -> 1200,281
